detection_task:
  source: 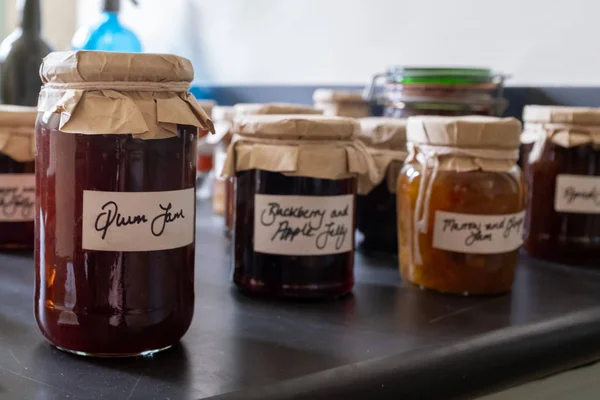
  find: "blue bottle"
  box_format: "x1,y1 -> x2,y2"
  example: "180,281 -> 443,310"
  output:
72,0 -> 142,52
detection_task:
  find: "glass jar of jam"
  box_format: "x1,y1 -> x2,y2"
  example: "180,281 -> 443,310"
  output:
34,51 -> 213,357
0,105 -> 37,249
211,106 -> 235,218
398,116 -> 525,295
222,115 -> 378,298
313,89 -> 370,118
220,103 -> 323,238
365,67 -> 508,118
356,117 -> 407,256
521,106 -> 600,264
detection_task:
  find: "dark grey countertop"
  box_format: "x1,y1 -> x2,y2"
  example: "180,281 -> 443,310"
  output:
2,201 -> 600,399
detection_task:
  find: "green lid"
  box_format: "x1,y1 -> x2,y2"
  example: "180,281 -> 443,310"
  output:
388,67 -> 497,85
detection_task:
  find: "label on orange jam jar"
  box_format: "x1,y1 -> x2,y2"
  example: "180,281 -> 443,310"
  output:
254,194 -> 354,256
432,210 -> 525,254
555,174 -> 600,213
82,188 -> 195,252
0,174 -> 35,222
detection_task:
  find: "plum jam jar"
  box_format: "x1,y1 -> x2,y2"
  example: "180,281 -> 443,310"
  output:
0,105 -> 37,249
356,117 -> 407,256
34,51 -> 213,357
222,115 -> 378,298
398,116 -> 525,295
521,106 -> 600,264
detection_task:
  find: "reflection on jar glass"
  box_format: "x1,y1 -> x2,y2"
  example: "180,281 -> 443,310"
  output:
398,116 -> 525,295
522,106 -> 600,264
223,115 -> 378,299
0,106 -> 37,249
34,51 -> 212,357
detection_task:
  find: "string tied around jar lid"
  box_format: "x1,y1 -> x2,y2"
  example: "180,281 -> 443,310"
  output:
405,116 -> 522,265
523,122 -> 600,164
41,81 -> 192,92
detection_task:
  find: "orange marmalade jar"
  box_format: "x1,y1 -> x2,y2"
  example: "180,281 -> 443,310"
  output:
398,116 -> 525,295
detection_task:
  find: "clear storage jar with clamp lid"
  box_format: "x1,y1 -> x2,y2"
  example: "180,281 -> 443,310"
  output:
222,115 -> 378,299
365,67 -> 508,118
34,51 -> 213,357
0,105 -> 37,249
398,116 -> 525,295
356,117 -> 408,256
521,106 -> 600,264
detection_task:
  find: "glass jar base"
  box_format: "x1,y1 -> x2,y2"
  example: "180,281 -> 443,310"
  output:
54,344 -> 173,358
235,279 -> 353,300
406,280 -> 512,296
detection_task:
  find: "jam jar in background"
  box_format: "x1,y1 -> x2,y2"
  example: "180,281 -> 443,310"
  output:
0,105 -> 37,249
35,51 -> 213,357
221,114 -> 379,299
521,106 -> 600,264
313,89 -> 370,118
398,116 -> 525,295
355,117 -> 408,257
365,67 -> 508,118
220,103 -> 323,238
210,106 -> 236,218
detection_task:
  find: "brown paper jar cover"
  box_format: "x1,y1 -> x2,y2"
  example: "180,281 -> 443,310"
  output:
222,114 -> 379,191
407,116 -> 521,173
358,117 -> 408,193
234,102 -> 322,117
37,51 -> 214,139
313,89 -> 370,118
0,105 -> 37,162
522,105 -> 600,150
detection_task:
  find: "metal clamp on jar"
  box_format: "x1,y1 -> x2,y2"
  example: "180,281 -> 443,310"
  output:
364,67 -> 508,118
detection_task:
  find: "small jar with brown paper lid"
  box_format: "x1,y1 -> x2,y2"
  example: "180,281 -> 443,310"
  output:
398,116 -> 525,295
218,103 -> 323,237
0,105 -> 36,249
356,117 -> 408,256
222,114 -> 378,299
521,105 -> 600,264
313,89 -> 370,118
35,51 -> 213,357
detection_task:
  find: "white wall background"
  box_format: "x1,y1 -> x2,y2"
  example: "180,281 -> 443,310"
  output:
3,0 -> 600,86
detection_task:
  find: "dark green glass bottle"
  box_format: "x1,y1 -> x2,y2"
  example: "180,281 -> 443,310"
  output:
0,0 -> 52,105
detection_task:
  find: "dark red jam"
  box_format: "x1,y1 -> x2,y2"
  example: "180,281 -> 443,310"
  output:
35,114 -> 197,356
356,179 -> 397,256
522,142 -> 600,264
0,154 -> 34,248
233,169 -> 356,299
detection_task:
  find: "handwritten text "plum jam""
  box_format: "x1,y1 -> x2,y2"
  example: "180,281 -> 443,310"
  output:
94,201 -> 185,240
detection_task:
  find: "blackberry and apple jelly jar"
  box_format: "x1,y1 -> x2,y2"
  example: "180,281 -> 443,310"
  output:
222,114 -> 378,298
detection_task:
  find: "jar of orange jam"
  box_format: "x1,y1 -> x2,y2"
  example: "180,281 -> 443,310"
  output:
398,116 -> 525,295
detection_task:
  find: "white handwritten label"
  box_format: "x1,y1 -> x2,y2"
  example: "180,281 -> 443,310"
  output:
0,174 -> 35,222
432,210 -> 525,254
254,194 -> 354,256
555,174 -> 600,214
82,188 -> 195,252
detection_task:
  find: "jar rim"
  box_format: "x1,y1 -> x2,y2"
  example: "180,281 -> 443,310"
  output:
386,67 -> 501,85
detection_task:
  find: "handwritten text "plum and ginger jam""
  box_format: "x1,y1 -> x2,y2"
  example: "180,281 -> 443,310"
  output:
398,116 -> 525,295
222,114 -> 379,299
521,106 -> 600,264
35,51 -> 213,357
